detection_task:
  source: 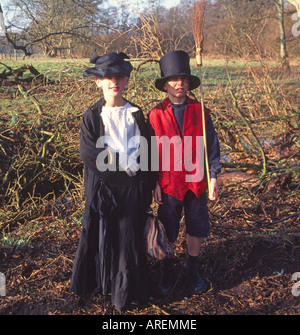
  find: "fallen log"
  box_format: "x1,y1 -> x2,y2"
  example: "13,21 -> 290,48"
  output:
0,63 -> 51,84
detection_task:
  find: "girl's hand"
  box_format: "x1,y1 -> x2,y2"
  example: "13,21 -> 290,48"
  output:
154,182 -> 163,204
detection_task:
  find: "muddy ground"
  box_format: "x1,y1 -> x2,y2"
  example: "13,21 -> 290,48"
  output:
1,173 -> 299,316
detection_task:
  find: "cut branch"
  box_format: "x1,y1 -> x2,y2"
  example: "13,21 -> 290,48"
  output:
193,0 -> 211,197
229,89 -> 268,177
192,0 -> 205,66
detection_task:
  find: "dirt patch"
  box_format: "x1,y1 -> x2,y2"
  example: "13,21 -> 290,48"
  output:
0,63 -> 299,316
0,185 -> 299,315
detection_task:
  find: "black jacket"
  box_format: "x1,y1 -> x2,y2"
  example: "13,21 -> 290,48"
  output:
79,97 -> 150,203
70,98 -> 151,296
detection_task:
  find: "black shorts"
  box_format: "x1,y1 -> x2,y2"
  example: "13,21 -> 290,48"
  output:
158,190 -> 210,243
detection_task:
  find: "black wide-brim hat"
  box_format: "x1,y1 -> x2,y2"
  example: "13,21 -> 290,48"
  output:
155,50 -> 200,92
83,50 -> 133,78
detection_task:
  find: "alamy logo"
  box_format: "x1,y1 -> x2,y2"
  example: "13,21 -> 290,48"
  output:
95,135 -> 205,183
292,12 -> 300,37
291,272 -> 300,297
0,272 -> 5,296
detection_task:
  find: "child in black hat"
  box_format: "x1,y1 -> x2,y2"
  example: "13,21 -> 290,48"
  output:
70,51 -> 151,310
148,50 -> 221,296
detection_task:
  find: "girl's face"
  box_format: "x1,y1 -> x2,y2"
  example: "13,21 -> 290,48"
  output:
95,74 -> 129,99
163,76 -> 190,102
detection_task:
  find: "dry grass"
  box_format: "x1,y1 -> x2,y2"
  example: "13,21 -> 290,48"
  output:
0,58 -> 299,315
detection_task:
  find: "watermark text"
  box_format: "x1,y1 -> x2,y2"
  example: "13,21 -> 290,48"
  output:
0,272 -> 5,296
292,12 -> 300,37
292,272 -> 300,297
95,135 -> 205,182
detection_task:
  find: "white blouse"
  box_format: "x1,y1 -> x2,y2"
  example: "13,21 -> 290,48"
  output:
101,102 -> 141,171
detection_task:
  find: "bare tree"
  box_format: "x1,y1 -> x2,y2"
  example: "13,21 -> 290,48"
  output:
1,0 -> 109,57
0,1 -> 33,56
272,0 -> 291,75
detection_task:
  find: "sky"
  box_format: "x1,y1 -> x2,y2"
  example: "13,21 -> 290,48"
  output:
0,0 -> 180,11
105,0 -> 181,10
0,0 -> 181,35
127,0 -> 180,9
101,0 -> 181,10
164,0 -> 180,8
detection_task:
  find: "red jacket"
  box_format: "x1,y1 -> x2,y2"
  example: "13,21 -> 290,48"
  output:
149,97 -> 210,200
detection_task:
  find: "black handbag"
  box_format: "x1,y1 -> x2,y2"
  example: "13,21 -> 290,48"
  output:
144,212 -> 173,260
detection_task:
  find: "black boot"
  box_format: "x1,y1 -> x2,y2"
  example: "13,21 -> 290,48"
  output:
186,255 -> 209,294
157,258 -> 174,296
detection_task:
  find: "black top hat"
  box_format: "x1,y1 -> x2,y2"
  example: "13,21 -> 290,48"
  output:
155,50 -> 200,92
83,50 -> 133,78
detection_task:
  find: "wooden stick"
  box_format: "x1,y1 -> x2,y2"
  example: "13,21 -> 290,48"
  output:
198,63 -> 211,197
193,0 -> 211,197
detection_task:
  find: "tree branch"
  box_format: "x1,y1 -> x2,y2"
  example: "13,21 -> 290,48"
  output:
229,89 -> 268,178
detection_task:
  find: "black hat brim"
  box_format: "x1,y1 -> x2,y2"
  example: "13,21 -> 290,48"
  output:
83,66 -> 132,79
155,73 -> 200,92
83,55 -> 133,79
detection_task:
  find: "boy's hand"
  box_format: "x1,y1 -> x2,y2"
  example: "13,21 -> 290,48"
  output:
209,178 -> 219,201
154,182 -> 163,204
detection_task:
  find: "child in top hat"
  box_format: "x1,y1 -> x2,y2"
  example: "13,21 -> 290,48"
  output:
148,50 -> 221,295
70,51 -> 150,310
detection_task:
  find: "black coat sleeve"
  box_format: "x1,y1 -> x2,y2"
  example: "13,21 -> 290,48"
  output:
80,105 -> 115,182
206,116 -> 222,178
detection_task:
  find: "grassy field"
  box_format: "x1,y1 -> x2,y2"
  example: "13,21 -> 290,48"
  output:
0,56 -> 299,315
0,57 -> 282,86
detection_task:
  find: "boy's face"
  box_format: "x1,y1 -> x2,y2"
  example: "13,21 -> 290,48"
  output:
95,74 -> 129,98
163,76 -> 190,102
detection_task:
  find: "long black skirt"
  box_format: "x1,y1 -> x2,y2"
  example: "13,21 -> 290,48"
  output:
70,171 -> 149,310
104,171 -> 149,309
